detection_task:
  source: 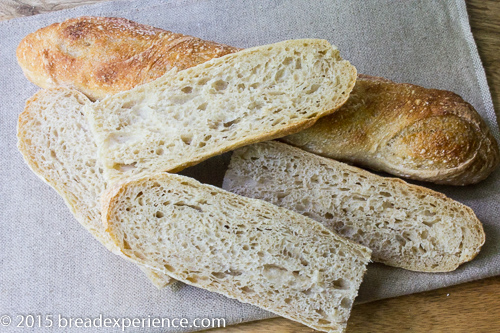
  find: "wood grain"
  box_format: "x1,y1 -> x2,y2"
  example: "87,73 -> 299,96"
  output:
1,0 -> 499,332
216,276 -> 500,333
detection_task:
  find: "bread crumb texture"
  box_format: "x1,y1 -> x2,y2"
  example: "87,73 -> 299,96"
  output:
104,173 -> 371,333
85,39 -> 356,184
223,142 -> 485,272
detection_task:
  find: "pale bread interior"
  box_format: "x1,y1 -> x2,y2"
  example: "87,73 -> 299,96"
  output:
103,173 -> 371,333
223,141 -> 485,272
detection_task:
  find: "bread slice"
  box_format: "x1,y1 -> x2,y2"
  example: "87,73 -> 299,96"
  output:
16,88 -> 172,288
222,141 -> 485,272
83,39 -> 357,184
102,173 -> 371,333
282,74 -> 500,185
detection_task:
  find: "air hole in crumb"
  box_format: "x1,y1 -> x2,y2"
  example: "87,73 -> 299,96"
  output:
155,211 -> 164,218
224,119 -> 240,128
133,251 -> 145,260
332,278 -> 349,290
275,69 -> 285,81
341,298 -> 352,309
302,288 -> 312,295
283,57 -> 293,66
186,276 -> 199,283
212,272 -> 226,279
197,102 -> 208,111
240,286 -> 254,294
123,239 -> 131,250
164,264 -> 175,272
382,201 -> 394,209
181,86 -> 193,94
198,78 -> 210,85
121,100 -> 134,109
113,162 -> 137,172
423,220 -> 439,228
212,80 -> 228,91
305,84 -> 320,94
295,58 -> 302,69
181,134 -> 193,145
423,210 -> 436,217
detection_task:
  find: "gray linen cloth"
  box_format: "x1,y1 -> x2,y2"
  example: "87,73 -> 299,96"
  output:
1,0 -> 499,332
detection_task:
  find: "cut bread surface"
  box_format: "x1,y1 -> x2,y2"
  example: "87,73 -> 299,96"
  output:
16,88 -> 172,288
223,142 -> 485,272
103,173 -> 371,333
84,39 -> 357,184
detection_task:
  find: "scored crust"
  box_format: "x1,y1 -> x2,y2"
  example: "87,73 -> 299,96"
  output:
283,74 -> 500,185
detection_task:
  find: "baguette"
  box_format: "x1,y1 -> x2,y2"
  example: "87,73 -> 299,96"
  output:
16,16 -> 239,101
282,75 -> 500,185
17,17 -> 499,185
84,39 -> 357,184
102,172 -> 372,333
16,88 -> 172,288
223,141 -> 485,272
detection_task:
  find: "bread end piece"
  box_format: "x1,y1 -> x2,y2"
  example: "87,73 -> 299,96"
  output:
283,74 -> 499,185
16,16 -> 239,101
17,88 -> 173,288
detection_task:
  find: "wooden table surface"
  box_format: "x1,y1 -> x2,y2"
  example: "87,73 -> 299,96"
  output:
2,0 -> 499,332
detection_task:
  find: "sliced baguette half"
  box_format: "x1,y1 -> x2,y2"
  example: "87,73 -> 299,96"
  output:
102,173 -> 371,333
16,88 -> 172,288
222,141 -> 485,272
84,39 -> 357,184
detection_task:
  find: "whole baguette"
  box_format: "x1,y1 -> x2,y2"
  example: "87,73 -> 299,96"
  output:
223,141 -> 485,272
102,172 -> 372,333
282,75 -> 500,185
17,17 -> 499,185
17,88 -> 172,288
84,39 -> 357,184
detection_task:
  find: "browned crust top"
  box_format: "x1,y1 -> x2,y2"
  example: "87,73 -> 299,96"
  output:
16,16 -> 240,100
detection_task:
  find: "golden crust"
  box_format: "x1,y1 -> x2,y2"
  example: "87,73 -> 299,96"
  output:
283,74 -> 500,185
16,16 -> 240,100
